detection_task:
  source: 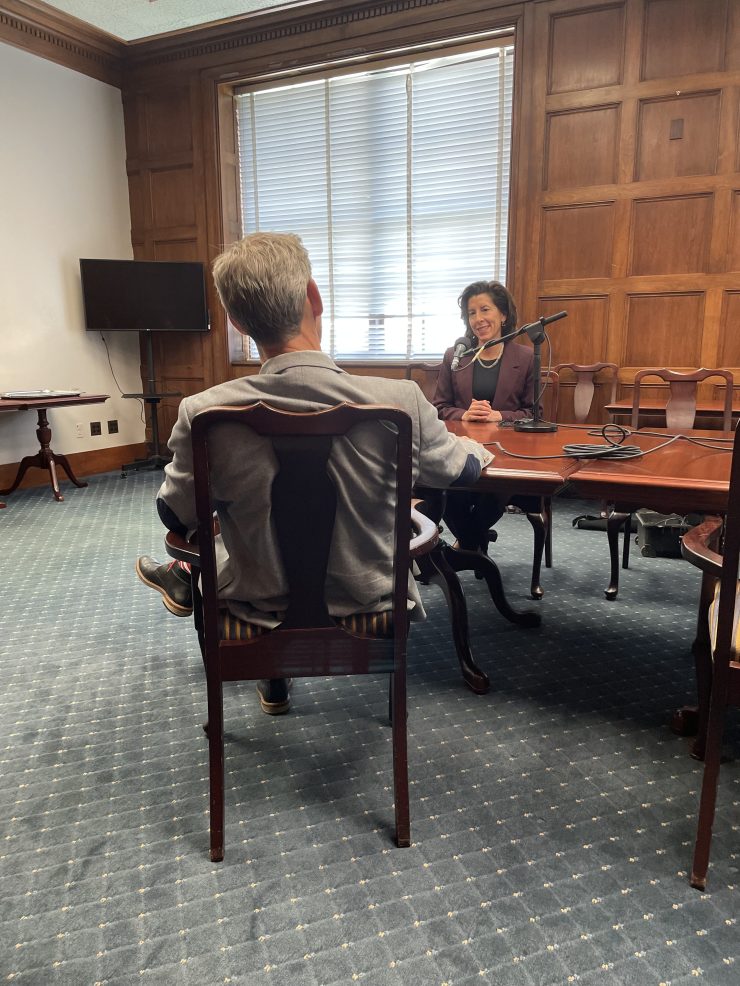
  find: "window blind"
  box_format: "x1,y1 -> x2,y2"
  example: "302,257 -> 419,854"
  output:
233,44 -> 514,361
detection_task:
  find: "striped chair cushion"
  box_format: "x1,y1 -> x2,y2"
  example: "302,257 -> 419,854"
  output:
708,581 -> 740,658
219,608 -> 395,641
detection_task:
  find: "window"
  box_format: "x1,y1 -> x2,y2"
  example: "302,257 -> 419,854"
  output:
232,42 -> 514,362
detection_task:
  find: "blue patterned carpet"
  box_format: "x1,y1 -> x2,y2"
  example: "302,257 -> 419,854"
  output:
0,472 -> 738,985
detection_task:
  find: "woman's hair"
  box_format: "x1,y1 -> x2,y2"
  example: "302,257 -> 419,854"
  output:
212,232 -> 311,346
458,280 -> 518,338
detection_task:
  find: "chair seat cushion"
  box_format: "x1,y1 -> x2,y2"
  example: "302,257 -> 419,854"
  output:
220,608 -> 395,641
708,581 -> 740,658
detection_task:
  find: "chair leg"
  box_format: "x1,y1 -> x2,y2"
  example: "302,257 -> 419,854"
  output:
207,678 -> 225,862
691,690 -> 728,890
526,510 -> 546,600
391,669 -> 410,848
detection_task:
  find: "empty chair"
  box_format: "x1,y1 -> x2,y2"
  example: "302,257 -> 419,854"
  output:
630,367 -> 734,432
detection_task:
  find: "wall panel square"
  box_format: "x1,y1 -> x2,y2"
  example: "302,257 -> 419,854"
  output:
635,93 -> 721,181
541,203 -> 615,279
629,194 -> 713,275
153,239 -> 201,262
624,293 -> 704,365
717,292 -> 740,367
548,5 -> 625,94
728,191 -> 740,272
545,106 -> 619,190
144,88 -> 194,156
536,296 -> 609,366
150,168 -> 196,228
642,0 -> 728,80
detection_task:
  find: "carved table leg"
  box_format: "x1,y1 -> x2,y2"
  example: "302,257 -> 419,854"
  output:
0,410 -> 88,501
415,550 -> 490,694
526,509 -> 546,600
442,545 -> 542,628
605,509 -> 630,600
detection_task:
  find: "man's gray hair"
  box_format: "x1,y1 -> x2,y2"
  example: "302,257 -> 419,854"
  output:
212,232 -> 312,345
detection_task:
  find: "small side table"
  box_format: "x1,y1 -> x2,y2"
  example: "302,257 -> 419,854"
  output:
0,393 -> 109,501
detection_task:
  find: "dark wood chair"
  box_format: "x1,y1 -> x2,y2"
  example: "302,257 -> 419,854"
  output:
597,367 -> 736,600
680,421 -> 740,890
630,367 -> 734,432
554,362 -> 635,597
164,401 -> 438,861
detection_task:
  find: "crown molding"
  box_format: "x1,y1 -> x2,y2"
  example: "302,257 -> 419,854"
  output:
0,0 -> 124,86
125,0 -> 460,68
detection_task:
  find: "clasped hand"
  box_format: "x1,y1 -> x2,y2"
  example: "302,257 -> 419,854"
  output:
461,399 -> 502,423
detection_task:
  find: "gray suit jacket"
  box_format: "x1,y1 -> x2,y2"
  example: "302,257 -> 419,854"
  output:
159,350 -> 491,623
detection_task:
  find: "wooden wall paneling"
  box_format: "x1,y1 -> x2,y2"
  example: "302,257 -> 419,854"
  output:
548,4 -> 625,94
728,191 -> 740,273
536,295 -> 610,368
544,104 -> 620,190
539,203 -> 615,280
717,291 -> 740,369
628,193 -> 713,276
698,286 -> 725,371
641,0 -> 728,81
635,92 -> 722,182
623,292 -> 705,368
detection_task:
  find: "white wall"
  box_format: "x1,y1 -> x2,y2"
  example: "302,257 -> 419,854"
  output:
0,42 -> 144,464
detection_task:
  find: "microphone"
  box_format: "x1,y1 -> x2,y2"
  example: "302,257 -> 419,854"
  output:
450,335 -> 472,371
517,310 -> 568,344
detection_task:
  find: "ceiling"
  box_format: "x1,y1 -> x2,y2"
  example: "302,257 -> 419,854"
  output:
39,1 -> 317,42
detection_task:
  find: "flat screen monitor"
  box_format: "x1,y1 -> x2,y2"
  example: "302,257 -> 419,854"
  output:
79,258 -> 210,332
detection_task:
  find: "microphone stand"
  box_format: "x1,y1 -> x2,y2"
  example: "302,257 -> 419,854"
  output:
514,318 -> 557,433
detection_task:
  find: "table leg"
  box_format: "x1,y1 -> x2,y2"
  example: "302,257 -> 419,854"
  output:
0,410 -> 88,502
442,544 -> 541,629
525,509 -> 546,600
415,549 -> 490,694
605,509 -> 630,600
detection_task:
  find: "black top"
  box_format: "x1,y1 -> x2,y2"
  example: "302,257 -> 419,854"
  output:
472,357 -> 502,402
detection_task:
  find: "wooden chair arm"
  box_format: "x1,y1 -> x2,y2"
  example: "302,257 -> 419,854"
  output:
410,501 -> 440,558
680,516 -> 724,576
165,529 -> 201,567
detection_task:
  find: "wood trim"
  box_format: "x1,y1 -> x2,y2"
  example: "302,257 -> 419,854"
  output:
0,0 -> 125,86
0,442 -> 147,492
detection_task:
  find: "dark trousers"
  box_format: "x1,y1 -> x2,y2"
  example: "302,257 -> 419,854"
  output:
444,490 -> 540,550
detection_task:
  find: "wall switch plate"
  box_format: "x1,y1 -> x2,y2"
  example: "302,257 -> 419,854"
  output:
75,422 -> 84,438
107,419 -> 119,434
90,421 -> 102,436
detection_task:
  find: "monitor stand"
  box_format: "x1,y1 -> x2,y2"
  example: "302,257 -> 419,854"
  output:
121,331 -> 181,475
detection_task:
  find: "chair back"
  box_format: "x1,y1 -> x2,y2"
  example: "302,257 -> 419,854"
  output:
191,401 -> 413,672
408,362 -> 442,402
554,362 -> 619,423
631,367 -> 734,431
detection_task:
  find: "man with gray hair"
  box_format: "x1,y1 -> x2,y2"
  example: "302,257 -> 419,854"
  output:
136,232 -> 492,714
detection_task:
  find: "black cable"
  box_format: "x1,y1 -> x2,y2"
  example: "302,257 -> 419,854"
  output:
483,422 -> 734,461
100,332 -> 145,424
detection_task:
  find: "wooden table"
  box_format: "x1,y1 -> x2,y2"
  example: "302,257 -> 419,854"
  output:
422,422 -> 732,696
0,393 -> 109,501
606,397 -> 740,425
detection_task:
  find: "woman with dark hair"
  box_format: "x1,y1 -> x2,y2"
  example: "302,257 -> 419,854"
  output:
433,279 -> 537,549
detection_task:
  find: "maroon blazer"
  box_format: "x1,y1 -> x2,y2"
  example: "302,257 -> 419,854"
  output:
433,340 -> 535,422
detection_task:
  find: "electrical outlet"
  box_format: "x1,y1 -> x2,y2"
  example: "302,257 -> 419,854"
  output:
90,421 -> 102,436
107,419 -> 119,434
75,422 -> 84,439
